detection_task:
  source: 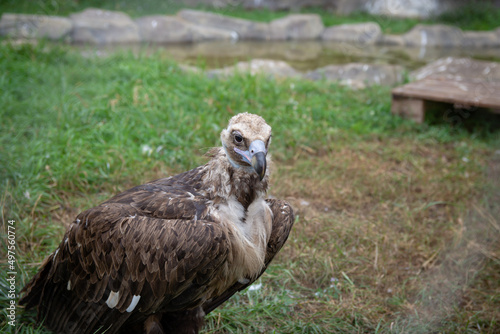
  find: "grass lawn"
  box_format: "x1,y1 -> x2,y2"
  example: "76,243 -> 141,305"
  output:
1,0 -> 500,33
1,41 -> 499,333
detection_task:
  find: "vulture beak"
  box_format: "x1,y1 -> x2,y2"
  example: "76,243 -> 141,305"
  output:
234,140 -> 267,181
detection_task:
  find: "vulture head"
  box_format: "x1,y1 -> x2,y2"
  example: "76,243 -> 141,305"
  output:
220,112 -> 272,181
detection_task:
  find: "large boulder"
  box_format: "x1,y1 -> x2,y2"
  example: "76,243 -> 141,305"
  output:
0,13 -> 72,40
177,10 -> 270,40
462,31 -> 500,48
135,15 -> 234,43
70,8 -> 139,44
321,22 -> 382,44
402,24 -> 463,48
364,0 -> 454,18
206,59 -> 301,79
305,63 -> 404,88
270,14 -> 324,40
410,57 -> 500,82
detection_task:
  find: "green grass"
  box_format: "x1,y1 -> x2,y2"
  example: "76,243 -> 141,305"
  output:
437,2 -> 500,31
0,0 -> 191,17
1,42 -> 499,333
1,0 -> 500,33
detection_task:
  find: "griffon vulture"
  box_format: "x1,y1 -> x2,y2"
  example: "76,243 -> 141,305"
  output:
20,112 -> 294,334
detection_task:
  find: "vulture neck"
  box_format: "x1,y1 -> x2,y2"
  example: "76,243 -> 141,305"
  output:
204,147 -> 269,209
203,147 -> 272,281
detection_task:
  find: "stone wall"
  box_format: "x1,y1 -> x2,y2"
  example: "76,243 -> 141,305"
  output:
1,8 -> 499,48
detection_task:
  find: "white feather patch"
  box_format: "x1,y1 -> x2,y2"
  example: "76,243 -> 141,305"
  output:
218,195 -> 245,228
126,295 -> 141,313
106,291 -> 120,309
248,283 -> 262,291
67,280 -> 71,291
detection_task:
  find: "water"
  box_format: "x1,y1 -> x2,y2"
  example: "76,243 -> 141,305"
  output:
75,40 -> 500,72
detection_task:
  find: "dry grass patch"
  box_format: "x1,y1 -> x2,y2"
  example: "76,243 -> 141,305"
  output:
259,136 -> 499,333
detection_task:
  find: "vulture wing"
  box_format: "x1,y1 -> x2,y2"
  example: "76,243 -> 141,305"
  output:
21,168 -> 231,334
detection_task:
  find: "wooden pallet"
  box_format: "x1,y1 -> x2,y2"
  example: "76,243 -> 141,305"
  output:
391,77 -> 500,123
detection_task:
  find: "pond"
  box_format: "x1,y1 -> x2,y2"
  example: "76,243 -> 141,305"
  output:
74,40 -> 500,72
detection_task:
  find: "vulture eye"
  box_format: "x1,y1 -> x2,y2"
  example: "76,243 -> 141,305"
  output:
234,133 -> 243,144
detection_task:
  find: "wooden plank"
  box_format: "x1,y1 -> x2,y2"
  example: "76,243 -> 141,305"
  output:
391,96 -> 425,123
392,79 -> 500,112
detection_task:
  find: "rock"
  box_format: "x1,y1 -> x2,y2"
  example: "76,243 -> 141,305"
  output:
321,22 -> 382,44
206,59 -> 301,79
270,14 -> 324,40
177,10 -> 270,40
410,57 -> 500,83
0,13 -> 72,40
135,15 -> 234,43
70,8 -> 139,44
305,63 -> 404,88
462,31 -> 500,48
402,24 -> 463,48
178,64 -> 203,74
364,0 -> 454,18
